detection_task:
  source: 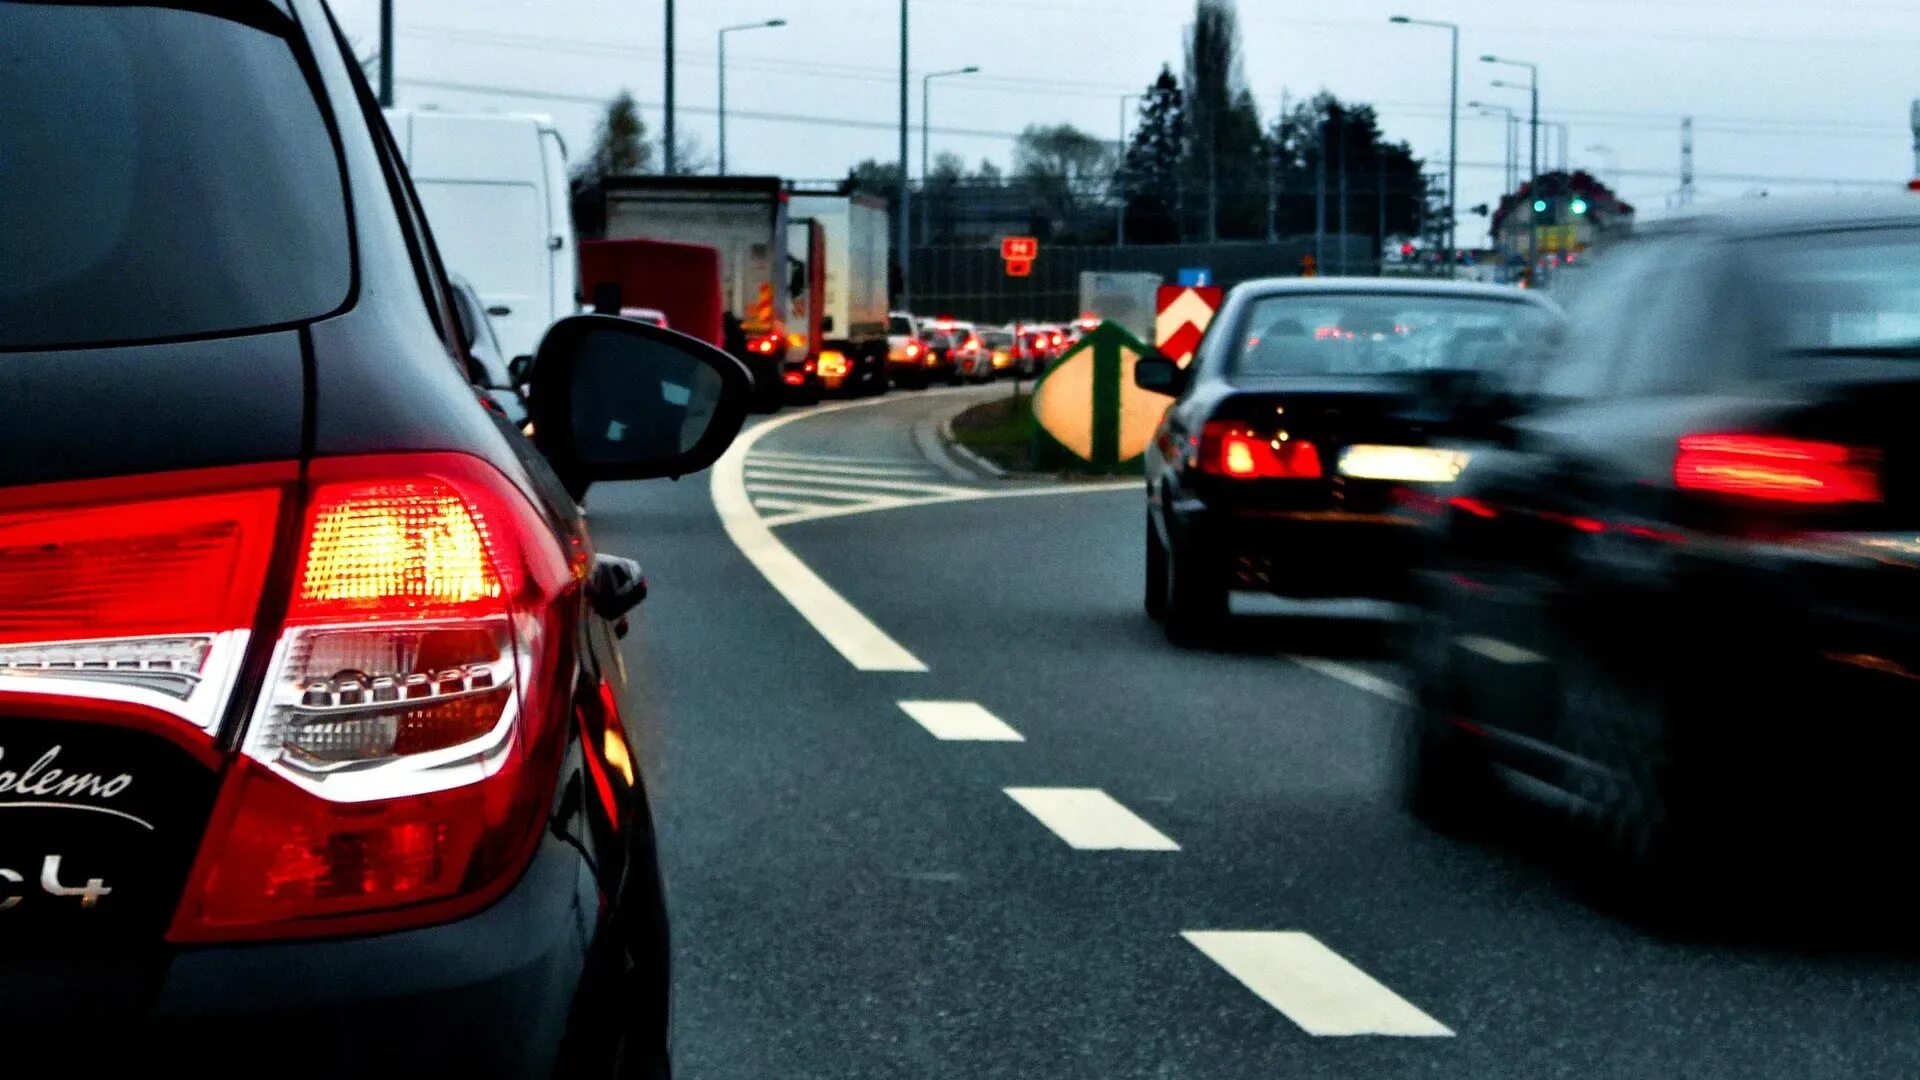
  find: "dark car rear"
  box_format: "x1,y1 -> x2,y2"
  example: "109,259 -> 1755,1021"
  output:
1139,279 -> 1562,644
1,0 -> 749,1071
1401,198 -> 1920,901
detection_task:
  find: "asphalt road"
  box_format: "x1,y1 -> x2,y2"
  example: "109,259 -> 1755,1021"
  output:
585,385 -> 1920,1080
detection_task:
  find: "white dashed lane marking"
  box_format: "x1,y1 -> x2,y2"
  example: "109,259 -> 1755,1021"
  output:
1455,634 -> 1547,665
1182,931 -> 1454,1038
1288,657 -> 1410,705
898,701 -> 1025,742
1003,788 -> 1180,851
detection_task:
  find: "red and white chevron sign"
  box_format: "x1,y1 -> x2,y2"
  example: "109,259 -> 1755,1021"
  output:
1155,285 -> 1224,367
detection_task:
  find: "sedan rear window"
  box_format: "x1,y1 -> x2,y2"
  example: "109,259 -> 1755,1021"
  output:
0,3 -> 351,350
1752,228 -> 1920,356
1232,294 -> 1558,378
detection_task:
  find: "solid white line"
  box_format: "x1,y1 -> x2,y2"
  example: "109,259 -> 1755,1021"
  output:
711,400 -> 929,672
898,700 -> 1025,742
1182,931 -> 1453,1038
1289,657 -> 1411,705
761,480 -> 1139,529
1003,787 -> 1179,851
744,469 -> 978,496
750,449 -> 933,468
743,458 -> 939,479
748,497 -> 818,513
1455,634 -> 1547,665
743,482 -> 897,503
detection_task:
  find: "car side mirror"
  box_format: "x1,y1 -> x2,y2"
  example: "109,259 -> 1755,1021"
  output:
527,315 -> 752,483
1133,352 -> 1186,396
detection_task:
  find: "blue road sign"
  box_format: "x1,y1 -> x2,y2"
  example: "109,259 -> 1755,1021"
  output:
1176,268 -> 1213,287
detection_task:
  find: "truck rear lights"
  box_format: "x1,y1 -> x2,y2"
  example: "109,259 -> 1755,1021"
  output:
1675,434 -> 1882,505
171,454 -> 575,942
1198,421 -> 1323,479
0,467 -> 286,735
819,351 -> 850,379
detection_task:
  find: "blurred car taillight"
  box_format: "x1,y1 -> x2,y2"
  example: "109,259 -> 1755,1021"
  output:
169,453 -> 574,942
1198,421 -> 1323,479
1675,434 -> 1882,505
819,351 -> 850,379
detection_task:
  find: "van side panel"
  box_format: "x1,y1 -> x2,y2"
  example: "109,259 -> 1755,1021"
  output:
538,128 -> 578,334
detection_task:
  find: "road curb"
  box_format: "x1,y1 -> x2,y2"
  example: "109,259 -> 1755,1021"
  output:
910,388 -> 1008,482
938,414 -> 1007,479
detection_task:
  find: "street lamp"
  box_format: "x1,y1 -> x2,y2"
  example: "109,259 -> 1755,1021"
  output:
1585,144 -> 1619,192
1390,16 -> 1459,277
718,18 -> 788,175
1481,55 -> 1538,184
1468,101 -> 1519,192
921,65 -> 979,236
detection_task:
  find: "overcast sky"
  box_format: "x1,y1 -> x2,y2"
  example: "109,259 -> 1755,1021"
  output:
333,0 -> 1920,237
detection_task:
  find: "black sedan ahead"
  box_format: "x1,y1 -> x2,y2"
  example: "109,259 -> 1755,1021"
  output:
1,1 -> 750,1073
1402,196 -> 1920,904
1136,279 -> 1564,645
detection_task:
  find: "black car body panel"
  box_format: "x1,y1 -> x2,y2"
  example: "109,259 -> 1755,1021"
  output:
0,0 -> 668,1071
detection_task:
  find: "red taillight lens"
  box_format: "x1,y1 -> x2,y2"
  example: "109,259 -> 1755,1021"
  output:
1675,434 -> 1882,505
1198,421 -> 1323,479
905,341 -> 921,359
0,465 -> 288,738
171,454 -> 574,942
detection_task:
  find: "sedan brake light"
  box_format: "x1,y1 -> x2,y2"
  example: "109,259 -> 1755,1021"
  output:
169,453 -> 575,942
1198,421 -> 1323,479
1675,434 -> 1882,505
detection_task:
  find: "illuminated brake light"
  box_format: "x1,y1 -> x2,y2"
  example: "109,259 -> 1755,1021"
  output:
1198,421 -> 1322,479
819,351 -> 850,379
171,454 -> 573,942
904,341 -> 921,359
0,466 -> 287,736
1675,434 -> 1882,505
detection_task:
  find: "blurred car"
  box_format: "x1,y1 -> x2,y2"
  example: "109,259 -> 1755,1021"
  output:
980,328 -> 1019,377
1402,197 -> 1920,897
1136,278 -> 1563,645
915,318 -> 965,384
0,0 -> 752,1071
888,311 -> 939,388
1016,327 -> 1052,376
948,321 -> 993,382
449,273 -> 531,431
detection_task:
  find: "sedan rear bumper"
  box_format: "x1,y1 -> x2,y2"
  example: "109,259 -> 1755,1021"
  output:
1168,498 -> 1422,599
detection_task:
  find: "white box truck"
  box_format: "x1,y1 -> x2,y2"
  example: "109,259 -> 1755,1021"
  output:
787,191 -> 891,395
585,176 -> 798,409
383,109 -> 578,365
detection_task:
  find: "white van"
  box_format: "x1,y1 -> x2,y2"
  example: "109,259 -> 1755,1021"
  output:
383,109 -> 578,363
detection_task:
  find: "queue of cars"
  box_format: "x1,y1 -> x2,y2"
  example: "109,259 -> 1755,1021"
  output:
1136,194 -> 1920,914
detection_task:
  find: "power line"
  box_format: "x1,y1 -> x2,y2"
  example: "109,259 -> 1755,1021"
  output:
395,77 -> 1897,189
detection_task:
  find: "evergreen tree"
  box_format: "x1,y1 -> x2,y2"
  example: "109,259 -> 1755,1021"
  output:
1120,65 -> 1185,243
573,91 -> 651,189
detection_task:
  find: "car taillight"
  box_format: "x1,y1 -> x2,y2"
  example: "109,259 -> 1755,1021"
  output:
904,341 -> 922,359
820,351 -> 850,379
0,464 -> 288,740
169,454 -> 574,942
1675,434 -> 1882,505
1197,421 -> 1323,479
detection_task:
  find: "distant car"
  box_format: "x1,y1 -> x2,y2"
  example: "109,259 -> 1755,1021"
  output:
979,328 -> 1018,377
888,311 -> 938,388
946,322 -> 993,382
450,273 -> 531,431
1137,278 -> 1564,645
619,306 -> 670,328
1402,198 -> 1920,899
1016,327 -> 1052,376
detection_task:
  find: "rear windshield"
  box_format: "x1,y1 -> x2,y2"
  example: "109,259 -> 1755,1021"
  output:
1751,227 -> 1920,354
889,315 -> 915,335
1231,294 -> 1557,377
0,3 -> 351,350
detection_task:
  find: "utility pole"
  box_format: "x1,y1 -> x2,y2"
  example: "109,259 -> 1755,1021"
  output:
1314,109 -> 1326,270
663,0 -> 677,174
1268,89 -> 1288,244
1375,154 -> 1386,273
897,0 -> 910,311
1911,99 -> 1920,178
377,0 -> 393,107
1118,93 -> 1139,248
1680,116 -> 1695,206
1336,107 -> 1348,275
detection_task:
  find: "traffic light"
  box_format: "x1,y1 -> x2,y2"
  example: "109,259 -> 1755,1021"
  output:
1570,197 -> 1590,215
1531,197 -> 1550,214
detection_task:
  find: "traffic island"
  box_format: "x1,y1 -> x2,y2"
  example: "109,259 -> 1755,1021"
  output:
946,388 -> 1146,479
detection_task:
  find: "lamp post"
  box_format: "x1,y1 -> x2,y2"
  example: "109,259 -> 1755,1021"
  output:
1481,55 -> 1538,184
898,1 -> 909,311
718,18 -> 787,175
1586,143 -> 1619,191
1390,16 -> 1458,277
1118,93 -> 1140,247
1469,101 -> 1519,192
921,65 -> 979,238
